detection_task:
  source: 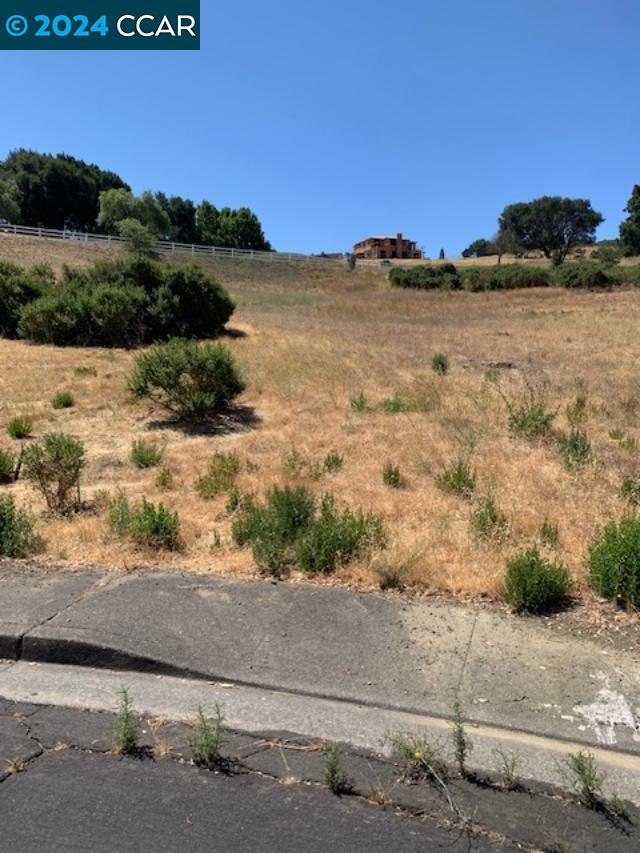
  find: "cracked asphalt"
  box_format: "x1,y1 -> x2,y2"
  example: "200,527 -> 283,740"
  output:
1,696 -> 638,852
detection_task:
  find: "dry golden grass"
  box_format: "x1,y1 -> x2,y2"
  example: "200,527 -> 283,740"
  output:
1,235 -> 639,601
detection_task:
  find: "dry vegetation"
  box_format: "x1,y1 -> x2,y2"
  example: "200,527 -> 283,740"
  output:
1,234 -> 639,600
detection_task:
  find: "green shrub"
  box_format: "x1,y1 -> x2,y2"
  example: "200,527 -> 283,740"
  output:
557,429 -> 591,468
566,394 -> 587,427
155,467 -> 174,490
189,704 -> 225,768
108,494 -> 181,551
130,439 -> 164,469
555,262 -> 611,289
74,366 -> 98,378
323,451 -> 344,473
0,449 -> 15,482
471,496 -> 509,542
296,495 -> 385,574
350,391 -> 369,412
0,261 -> 48,339
378,394 -> 412,414
505,547 -> 570,613
621,477 -> 640,508
128,339 -> 245,423
460,265 -> 551,292
539,519 -> 560,548
390,263 -> 461,291
435,456 -> 476,498
113,687 -> 141,755
232,486 -> 384,576
431,353 -> 449,375
382,462 -> 402,488
22,433 -> 85,515
7,416 -> 33,440
505,383 -> 556,440
0,495 -> 36,557
51,392 -> 75,410
389,732 -> 447,782
17,257 -> 235,347
323,741 -> 351,795
196,451 -> 240,499
588,518 -> 640,608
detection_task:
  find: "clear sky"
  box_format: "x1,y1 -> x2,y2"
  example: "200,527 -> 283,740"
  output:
2,0 -> 638,255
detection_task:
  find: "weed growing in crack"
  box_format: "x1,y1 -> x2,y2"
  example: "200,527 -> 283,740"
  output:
4,757 -> 25,775
323,741 -> 351,795
189,704 -> 225,768
113,687 -> 142,754
493,748 -> 521,790
563,751 -> 604,809
389,732 -> 447,782
451,700 -> 472,778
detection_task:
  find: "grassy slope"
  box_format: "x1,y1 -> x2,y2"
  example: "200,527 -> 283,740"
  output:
0,234 -> 638,601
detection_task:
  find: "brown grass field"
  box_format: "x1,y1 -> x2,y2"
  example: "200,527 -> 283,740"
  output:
1,234 -> 640,602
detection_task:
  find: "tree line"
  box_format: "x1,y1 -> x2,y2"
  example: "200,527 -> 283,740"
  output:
0,148 -> 271,251
461,188 -> 640,262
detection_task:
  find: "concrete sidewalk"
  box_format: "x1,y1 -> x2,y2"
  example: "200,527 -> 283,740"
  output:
1,563 -> 639,753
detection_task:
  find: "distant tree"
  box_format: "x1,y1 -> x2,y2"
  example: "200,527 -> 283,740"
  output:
498,196 -> 603,262
439,248 -> 445,260
620,185 -> 640,256
196,200 -> 220,245
0,149 -> 129,230
461,238 -> 498,259
98,189 -> 170,238
117,219 -> 155,254
0,178 -> 20,222
196,204 -> 271,251
156,193 -> 198,244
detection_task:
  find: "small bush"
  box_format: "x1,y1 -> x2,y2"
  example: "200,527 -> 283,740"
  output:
323,741 -> 351,795
555,262 -> 611,289
350,391 -> 368,412
505,383 -> 556,440
505,547 -> 570,613
566,394 -> 587,427
435,456 -> 476,498
0,449 -> 15,483
390,264 -> 461,291
22,433 -> 85,515
296,495 -> 385,574
621,477 -> 640,508
51,392 -> 75,410
189,704 -> 224,768
0,495 -> 36,557
564,751 -> 605,809
196,451 -> 240,499
113,687 -> 142,755
493,749 -> 521,790
379,394 -> 412,414
471,496 -> 509,542
557,429 -> 591,468
113,497 -> 181,551
155,467 -> 174,490
382,462 -> 402,488
130,439 -> 164,469
431,353 -> 449,375
389,732 -> 447,782
539,519 -> 560,548
0,261 -> 48,339
7,416 -> 32,440
460,265 -> 551,292
128,338 -> 245,423
323,451 -> 344,473
74,366 -> 97,377
588,518 -> 640,608
232,486 -> 384,576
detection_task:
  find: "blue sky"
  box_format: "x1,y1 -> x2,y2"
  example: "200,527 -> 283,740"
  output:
1,0 -> 638,255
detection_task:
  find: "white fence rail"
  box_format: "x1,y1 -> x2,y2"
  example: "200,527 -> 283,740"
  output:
0,224 -> 347,267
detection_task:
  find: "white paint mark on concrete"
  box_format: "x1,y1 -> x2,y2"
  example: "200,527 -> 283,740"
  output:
573,672 -> 640,745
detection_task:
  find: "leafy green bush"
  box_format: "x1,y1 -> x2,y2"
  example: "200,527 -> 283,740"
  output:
196,451 -> 240,499
588,519 -> 640,608
504,383 -> 556,440
0,449 -> 15,483
17,256 -> 235,347
557,429 -> 591,468
621,477 -> 640,508
108,494 -> 181,550
431,353 -> 449,375
295,494 -> 385,574
461,265 -> 551,292
0,260 -> 48,339
435,456 -> 476,498
22,433 -> 85,515
555,262 -> 611,289
0,495 -> 36,557
51,392 -> 75,410
471,496 -> 509,542
7,416 -> 33,440
390,263 -> 461,291
232,486 -> 384,576
128,339 -> 245,423
74,366 -> 98,377
382,462 -> 402,488
505,547 -> 570,613
130,439 -> 164,469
